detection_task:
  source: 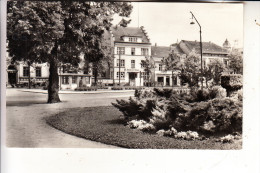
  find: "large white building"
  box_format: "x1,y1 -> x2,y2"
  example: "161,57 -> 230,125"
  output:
109,26 -> 152,86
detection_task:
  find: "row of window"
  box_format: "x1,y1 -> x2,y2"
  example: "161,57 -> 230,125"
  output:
61,76 -> 90,84
117,47 -> 149,56
23,67 -> 41,77
128,37 -> 137,42
115,72 -> 150,79
116,59 -> 138,68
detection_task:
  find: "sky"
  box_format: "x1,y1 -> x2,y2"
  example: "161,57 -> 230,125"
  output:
113,2 -> 243,48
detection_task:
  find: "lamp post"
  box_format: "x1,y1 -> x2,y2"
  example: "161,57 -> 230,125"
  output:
190,11 -> 203,89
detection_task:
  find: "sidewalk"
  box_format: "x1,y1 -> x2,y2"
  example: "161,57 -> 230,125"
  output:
6,89 -> 126,148
19,88 -> 135,94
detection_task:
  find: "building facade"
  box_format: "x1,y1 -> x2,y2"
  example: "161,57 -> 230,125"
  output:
109,26 -> 152,86
6,60 -> 92,90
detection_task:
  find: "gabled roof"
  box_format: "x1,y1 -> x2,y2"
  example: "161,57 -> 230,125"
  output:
110,26 -> 150,43
180,40 -> 228,54
151,46 -> 171,59
170,43 -> 185,54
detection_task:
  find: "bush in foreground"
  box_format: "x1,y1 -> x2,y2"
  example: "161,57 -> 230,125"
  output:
112,87 -> 242,140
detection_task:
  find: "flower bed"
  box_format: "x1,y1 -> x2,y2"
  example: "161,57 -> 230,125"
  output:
112,87 -> 242,141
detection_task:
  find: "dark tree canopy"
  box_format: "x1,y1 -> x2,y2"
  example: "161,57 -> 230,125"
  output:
7,1 -> 133,103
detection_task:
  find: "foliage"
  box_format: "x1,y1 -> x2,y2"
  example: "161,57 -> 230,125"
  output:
127,120 -> 155,132
161,52 -> 183,86
228,51 -> 243,74
221,74 -> 243,96
141,56 -> 156,85
208,85 -> 227,99
179,50 -> 201,87
187,98 -> 242,134
207,59 -> 227,85
74,86 -> 98,91
7,1 -> 133,103
112,87 -> 242,137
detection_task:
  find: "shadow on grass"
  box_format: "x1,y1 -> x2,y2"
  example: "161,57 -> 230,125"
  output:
6,100 -> 69,107
105,118 -> 127,125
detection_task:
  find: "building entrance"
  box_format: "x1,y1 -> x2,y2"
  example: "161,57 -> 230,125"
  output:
129,73 -> 136,86
7,65 -> 17,87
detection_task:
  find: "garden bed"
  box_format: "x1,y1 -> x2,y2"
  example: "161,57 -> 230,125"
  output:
46,106 -> 242,149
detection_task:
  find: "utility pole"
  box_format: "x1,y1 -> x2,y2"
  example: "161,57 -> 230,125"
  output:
119,50 -> 121,86
190,11 -> 203,90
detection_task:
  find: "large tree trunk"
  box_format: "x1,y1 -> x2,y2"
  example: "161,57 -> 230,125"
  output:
47,58 -> 61,103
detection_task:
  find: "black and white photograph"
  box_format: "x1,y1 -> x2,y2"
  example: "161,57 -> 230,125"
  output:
5,1 -> 244,149
2,1 -> 260,173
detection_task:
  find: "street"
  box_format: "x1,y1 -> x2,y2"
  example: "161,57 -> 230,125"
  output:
5,88 -> 134,148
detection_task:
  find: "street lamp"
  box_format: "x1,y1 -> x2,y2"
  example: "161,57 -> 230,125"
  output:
190,11 -> 203,89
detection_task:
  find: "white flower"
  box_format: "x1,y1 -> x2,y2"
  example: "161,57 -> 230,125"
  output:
156,130 -> 165,136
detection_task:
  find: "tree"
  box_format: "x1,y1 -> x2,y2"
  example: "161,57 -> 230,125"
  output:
207,58 -> 226,86
162,52 -> 183,87
141,56 -> 156,86
7,1 -> 133,103
228,51 -> 243,74
180,50 -> 201,87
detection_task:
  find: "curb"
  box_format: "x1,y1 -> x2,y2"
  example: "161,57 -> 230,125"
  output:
18,89 -> 135,94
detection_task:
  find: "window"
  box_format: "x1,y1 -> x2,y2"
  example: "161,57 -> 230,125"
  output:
141,62 -> 145,68
36,67 -> 41,77
62,76 -> 69,84
72,76 -> 77,84
23,67 -> 29,77
131,48 -> 135,55
116,59 -> 125,67
141,48 -> 149,56
116,72 -> 125,79
159,64 -> 162,71
141,72 -> 149,80
117,47 -> 125,55
131,60 -> 135,68
129,37 -> 137,42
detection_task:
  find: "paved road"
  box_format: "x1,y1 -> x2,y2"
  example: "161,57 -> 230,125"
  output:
5,88 -> 134,148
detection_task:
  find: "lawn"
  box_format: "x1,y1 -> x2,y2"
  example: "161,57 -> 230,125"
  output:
46,106 -> 242,149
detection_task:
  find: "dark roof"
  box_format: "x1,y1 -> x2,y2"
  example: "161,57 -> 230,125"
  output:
171,43 -> 185,54
110,26 -> 150,43
181,40 -> 228,54
151,46 -> 171,60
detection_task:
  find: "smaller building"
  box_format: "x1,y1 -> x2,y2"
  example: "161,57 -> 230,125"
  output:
6,60 -> 92,90
172,40 -> 229,68
151,45 -> 181,86
7,61 -> 49,87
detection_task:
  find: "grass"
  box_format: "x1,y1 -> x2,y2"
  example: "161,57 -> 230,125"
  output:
46,106 -> 242,149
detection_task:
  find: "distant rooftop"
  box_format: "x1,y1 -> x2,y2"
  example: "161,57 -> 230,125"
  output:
180,40 -> 228,54
110,26 -> 150,43
151,46 -> 171,60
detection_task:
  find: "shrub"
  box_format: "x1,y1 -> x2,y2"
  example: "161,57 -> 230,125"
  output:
153,88 -> 173,98
134,88 -> 156,99
209,86 -> 227,99
174,131 -> 200,140
221,74 -> 243,96
75,86 -> 97,91
127,120 -> 155,132
185,98 -> 242,134
112,97 -> 158,121
215,134 -> 242,143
